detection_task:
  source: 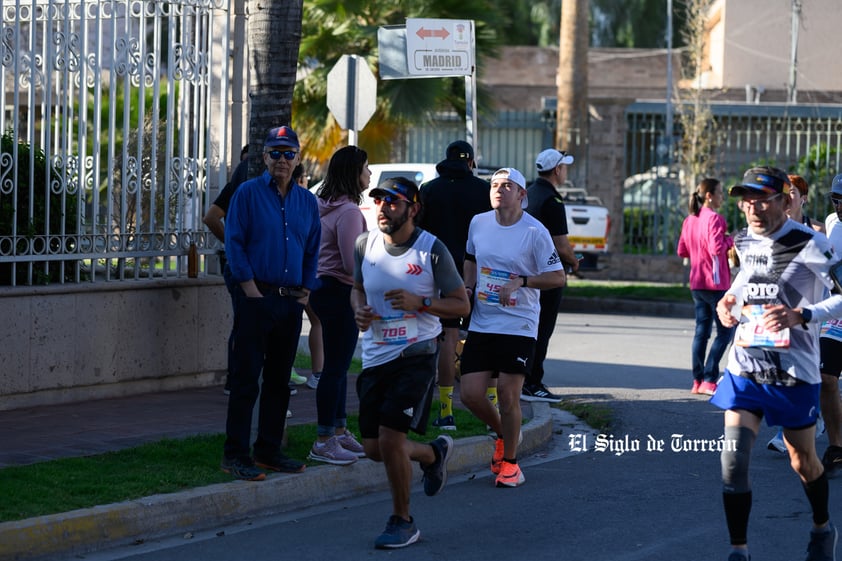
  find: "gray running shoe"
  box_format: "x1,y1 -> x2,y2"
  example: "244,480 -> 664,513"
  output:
422,435 -> 454,496
374,515 -> 420,549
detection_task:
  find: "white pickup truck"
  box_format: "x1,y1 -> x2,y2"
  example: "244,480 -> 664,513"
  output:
557,185 -> 610,270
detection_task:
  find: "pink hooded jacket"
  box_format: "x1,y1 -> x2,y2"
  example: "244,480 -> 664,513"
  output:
317,195 -> 367,285
677,206 -> 733,291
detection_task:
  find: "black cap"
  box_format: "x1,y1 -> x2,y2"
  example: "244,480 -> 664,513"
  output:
445,140 -> 474,161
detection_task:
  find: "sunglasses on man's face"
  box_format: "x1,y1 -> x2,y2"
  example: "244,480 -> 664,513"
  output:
372,195 -> 410,206
266,150 -> 298,161
830,195 -> 842,207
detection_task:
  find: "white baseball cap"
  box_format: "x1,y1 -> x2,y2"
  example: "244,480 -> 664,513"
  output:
535,148 -> 574,172
491,167 -> 528,209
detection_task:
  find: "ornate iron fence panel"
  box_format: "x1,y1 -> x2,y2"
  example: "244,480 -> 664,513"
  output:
0,0 -> 230,285
625,102 -> 842,255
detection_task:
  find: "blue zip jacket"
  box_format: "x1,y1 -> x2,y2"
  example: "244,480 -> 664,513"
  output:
225,171 -> 321,290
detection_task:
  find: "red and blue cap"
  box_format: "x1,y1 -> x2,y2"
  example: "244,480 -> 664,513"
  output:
264,126 -> 299,148
729,166 -> 790,197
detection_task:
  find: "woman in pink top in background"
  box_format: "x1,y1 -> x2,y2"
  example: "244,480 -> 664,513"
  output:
677,178 -> 736,396
307,146 -> 370,465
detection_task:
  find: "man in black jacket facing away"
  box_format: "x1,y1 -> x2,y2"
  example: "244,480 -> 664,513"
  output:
419,140 -> 491,430
522,148 -> 580,403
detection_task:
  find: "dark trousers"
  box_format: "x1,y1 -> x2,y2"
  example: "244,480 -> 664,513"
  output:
309,277 -> 360,436
526,286 -> 564,387
223,287 -> 303,460
223,264 -> 237,379
691,289 -> 735,383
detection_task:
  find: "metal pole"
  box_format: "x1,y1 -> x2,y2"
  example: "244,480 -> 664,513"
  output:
788,0 -> 801,104
347,55 -> 359,146
664,0 -> 674,165
465,21 -> 477,156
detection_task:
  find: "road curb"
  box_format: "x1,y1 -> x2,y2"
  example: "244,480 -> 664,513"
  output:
0,403 -> 553,561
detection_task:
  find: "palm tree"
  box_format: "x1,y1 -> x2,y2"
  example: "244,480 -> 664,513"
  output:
293,0 -> 504,169
247,0 -> 304,176
557,0 -> 589,167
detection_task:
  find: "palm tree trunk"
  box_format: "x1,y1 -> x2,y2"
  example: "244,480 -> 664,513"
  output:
557,0 -> 589,165
246,0 -> 303,175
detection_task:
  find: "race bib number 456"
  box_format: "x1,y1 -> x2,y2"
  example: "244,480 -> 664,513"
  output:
477,267 -> 517,306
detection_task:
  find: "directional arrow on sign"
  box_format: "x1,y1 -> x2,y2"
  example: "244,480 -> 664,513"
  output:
415,27 -> 450,40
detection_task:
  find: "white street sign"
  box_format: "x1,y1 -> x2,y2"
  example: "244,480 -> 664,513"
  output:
405,18 -> 473,76
327,54 -> 377,132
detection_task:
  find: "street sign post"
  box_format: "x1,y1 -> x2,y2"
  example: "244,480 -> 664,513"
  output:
376,19 -> 478,154
327,54 -> 377,145
405,18 -> 473,76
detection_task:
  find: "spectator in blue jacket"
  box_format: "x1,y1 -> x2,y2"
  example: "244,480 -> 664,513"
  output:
221,125 -> 321,481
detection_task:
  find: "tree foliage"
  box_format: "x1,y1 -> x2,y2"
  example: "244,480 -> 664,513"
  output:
591,0 -> 688,48
294,0 -> 504,167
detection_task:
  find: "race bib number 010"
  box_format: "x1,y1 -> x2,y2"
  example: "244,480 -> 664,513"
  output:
477,267 -> 517,306
370,314 -> 419,345
735,304 -> 790,349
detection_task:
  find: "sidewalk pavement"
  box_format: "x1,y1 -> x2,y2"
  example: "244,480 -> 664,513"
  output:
0,372 -> 553,561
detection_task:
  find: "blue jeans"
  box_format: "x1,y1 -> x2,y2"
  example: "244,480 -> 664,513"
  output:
691,289 -> 735,383
309,276 -> 359,437
223,286 -> 303,460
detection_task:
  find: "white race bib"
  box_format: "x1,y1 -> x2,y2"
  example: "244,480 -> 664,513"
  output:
477,267 -> 518,306
370,314 -> 419,345
735,304 -> 790,349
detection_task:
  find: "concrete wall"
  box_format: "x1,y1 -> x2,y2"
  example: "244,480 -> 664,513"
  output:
0,279 -> 230,411
705,0 -> 842,92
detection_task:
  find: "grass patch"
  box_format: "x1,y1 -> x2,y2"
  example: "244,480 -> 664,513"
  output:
0,402 -> 486,523
566,279 -> 690,302
553,399 -> 614,432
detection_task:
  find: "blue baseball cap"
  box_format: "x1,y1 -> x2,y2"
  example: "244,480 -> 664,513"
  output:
832,173 -> 842,196
264,126 -> 299,148
729,166 -> 791,197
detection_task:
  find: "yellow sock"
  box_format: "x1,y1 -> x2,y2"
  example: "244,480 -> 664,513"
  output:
439,386 -> 454,417
486,387 -> 499,412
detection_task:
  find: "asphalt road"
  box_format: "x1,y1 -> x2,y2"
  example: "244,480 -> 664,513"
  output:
77,312 -> 839,561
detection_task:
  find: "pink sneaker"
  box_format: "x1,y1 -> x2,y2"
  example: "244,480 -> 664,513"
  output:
699,381 -> 717,396
336,430 -> 366,457
691,380 -> 701,394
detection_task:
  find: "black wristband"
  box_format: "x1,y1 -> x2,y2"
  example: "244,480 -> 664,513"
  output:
520,275 -> 528,287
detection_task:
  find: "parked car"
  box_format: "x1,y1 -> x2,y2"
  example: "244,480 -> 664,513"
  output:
555,184 -> 611,270
622,166 -> 686,254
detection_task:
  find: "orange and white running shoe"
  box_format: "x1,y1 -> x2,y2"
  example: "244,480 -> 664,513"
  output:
495,460 -> 525,488
491,437 -> 504,475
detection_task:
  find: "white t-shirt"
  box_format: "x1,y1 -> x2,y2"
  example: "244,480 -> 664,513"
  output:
466,210 -> 563,339
820,213 -> 842,342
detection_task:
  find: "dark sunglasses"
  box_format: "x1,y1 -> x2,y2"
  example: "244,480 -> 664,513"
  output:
266,150 -> 298,161
372,195 -> 409,205
831,195 -> 842,206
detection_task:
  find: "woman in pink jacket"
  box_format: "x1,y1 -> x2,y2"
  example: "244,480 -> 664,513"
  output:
677,178 -> 735,396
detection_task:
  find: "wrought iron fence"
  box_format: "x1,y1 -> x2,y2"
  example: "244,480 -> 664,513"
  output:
0,0 -> 230,286
624,102 -> 842,254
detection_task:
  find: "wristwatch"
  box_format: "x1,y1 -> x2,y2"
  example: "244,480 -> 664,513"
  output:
418,296 -> 432,313
800,307 -> 812,329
